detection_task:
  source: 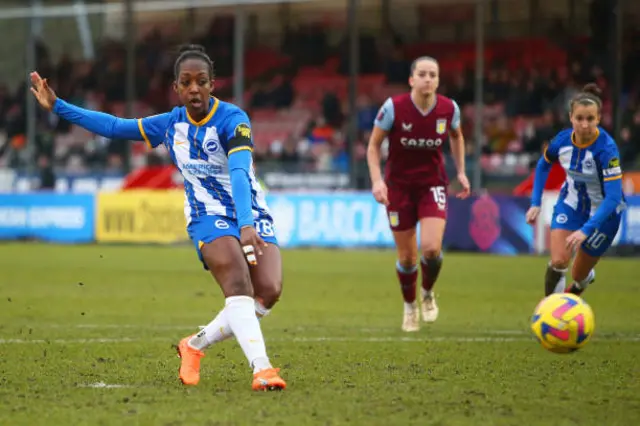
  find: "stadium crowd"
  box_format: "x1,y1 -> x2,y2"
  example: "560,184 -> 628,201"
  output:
0,11 -> 639,180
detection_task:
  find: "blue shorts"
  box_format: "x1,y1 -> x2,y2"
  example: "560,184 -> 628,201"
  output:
187,215 -> 278,269
551,202 -> 621,257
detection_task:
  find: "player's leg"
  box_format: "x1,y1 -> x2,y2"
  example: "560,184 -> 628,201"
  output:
392,227 -> 419,331
249,243 -> 282,314
192,219 -> 281,350
567,250 -> 599,295
545,229 -> 573,295
416,185 -> 448,322
544,205 -> 581,295
249,217 -> 282,313
387,184 -> 420,332
417,217 -> 446,322
178,216 -> 284,390
566,214 -> 621,295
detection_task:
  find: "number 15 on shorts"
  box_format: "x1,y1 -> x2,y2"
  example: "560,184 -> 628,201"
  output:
430,186 -> 446,211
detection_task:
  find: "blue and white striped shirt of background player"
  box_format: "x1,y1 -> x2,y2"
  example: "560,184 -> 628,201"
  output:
373,97 -> 462,130
530,126 -> 626,256
52,96 -> 278,257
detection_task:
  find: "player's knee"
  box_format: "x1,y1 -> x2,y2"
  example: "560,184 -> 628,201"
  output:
256,280 -> 282,309
421,244 -> 441,259
549,255 -> 570,270
224,274 -> 254,297
397,253 -> 417,268
258,288 -> 281,309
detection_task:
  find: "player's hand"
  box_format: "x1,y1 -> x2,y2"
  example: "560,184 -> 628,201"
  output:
372,179 -> 389,206
566,230 -> 588,252
526,206 -> 541,225
29,71 -> 57,111
456,173 -> 471,199
239,225 -> 267,266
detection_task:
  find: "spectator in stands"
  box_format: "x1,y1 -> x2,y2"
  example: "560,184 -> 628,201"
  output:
485,116 -> 518,154
384,46 -> 410,84
37,155 -> 56,190
2,10 -> 640,180
620,110 -> 640,167
524,110 -> 560,153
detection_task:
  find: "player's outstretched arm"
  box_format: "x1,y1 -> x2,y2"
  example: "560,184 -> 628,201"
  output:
30,71 -> 143,141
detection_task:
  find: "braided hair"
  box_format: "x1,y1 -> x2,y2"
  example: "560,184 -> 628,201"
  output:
173,44 -> 215,80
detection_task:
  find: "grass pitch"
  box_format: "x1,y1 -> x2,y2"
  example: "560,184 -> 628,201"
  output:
0,243 -> 638,425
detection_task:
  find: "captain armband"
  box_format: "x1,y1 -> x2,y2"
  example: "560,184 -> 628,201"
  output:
228,123 -> 253,155
603,157 -> 622,180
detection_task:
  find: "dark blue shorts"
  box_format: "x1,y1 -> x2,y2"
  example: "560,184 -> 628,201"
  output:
187,215 -> 278,268
550,202 -> 621,257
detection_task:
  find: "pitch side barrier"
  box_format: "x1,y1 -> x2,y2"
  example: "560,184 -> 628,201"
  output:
0,191 -> 637,255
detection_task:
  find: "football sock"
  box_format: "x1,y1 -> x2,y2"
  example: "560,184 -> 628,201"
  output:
224,295 -> 272,373
420,253 -> 443,294
552,276 -> 567,294
545,263 -> 567,296
188,300 -> 272,351
255,299 -> 270,318
396,261 -> 418,304
568,269 -> 595,295
188,309 -> 232,350
404,301 -> 418,314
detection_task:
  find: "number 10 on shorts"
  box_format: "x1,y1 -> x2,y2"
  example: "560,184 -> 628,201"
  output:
430,186 -> 446,211
585,230 -> 607,249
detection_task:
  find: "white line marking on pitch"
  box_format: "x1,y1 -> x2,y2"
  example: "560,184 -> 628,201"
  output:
0,337 -> 167,344
1,336 -> 639,345
23,324 -> 533,335
78,382 -> 133,389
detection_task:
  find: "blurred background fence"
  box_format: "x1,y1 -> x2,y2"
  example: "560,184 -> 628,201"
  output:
0,0 -> 639,255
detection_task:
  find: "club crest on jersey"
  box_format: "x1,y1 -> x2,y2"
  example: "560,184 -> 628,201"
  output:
436,119 -> 447,135
203,139 -> 219,155
583,159 -> 594,170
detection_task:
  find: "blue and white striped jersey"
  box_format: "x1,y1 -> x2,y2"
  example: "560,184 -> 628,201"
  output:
137,97 -> 269,224
543,127 -> 626,216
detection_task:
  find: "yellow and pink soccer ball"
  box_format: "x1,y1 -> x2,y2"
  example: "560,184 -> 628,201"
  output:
530,293 -> 595,353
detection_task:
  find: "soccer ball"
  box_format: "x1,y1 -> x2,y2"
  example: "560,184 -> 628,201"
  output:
530,293 -> 595,353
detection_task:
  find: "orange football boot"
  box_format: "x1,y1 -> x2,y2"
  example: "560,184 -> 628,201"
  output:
177,335 -> 205,385
252,368 -> 287,391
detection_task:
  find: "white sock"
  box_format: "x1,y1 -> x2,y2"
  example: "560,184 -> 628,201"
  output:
255,299 -> 270,318
188,300 -> 273,351
404,301 -> 417,314
421,288 -> 434,299
188,309 -> 233,351
576,269 -> 596,290
225,295 -> 272,373
552,276 -> 567,294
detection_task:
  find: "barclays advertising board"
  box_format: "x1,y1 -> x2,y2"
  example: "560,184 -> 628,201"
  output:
266,193 -> 395,248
